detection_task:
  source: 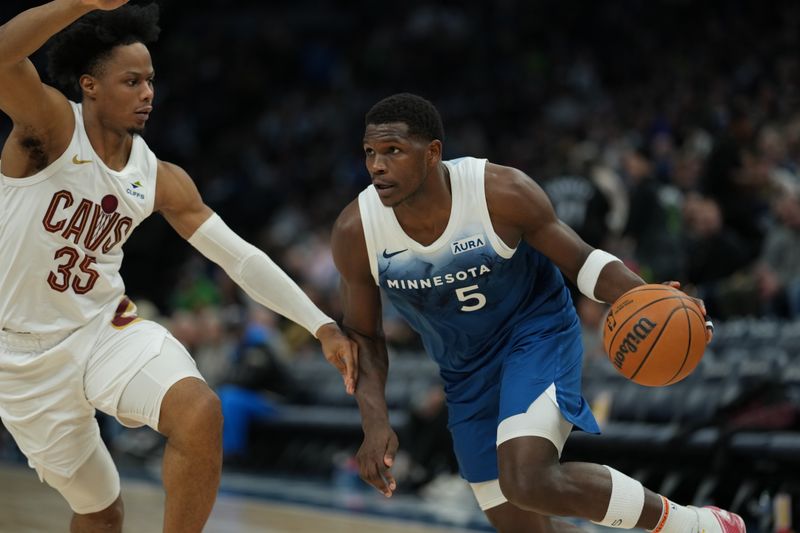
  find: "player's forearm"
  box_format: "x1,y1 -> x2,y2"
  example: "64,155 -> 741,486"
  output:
234,253 -> 333,335
592,260 -> 645,304
356,385 -> 391,428
188,213 -> 333,337
0,0 -> 91,68
346,330 -> 391,427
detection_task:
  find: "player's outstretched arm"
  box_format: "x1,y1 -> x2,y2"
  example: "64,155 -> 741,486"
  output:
331,200 -> 398,498
155,160 -> 358,393
485,163 -> 644,304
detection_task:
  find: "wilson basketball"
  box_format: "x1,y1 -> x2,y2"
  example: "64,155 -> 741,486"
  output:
603,284 -> 707,387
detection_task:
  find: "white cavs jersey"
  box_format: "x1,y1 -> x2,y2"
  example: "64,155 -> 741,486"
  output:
0,102 -> 157,333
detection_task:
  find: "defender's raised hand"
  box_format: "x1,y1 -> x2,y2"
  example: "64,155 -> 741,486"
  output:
316,323 -> 359,395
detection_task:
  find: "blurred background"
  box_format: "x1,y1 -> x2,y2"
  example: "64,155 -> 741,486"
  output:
1,0 -> 800,531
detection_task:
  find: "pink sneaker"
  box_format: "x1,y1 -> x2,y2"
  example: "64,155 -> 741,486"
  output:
704,506 -> 746,532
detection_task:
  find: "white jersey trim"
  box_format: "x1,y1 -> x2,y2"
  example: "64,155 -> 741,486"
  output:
357,191 -> 381,286
474,161 -> 517,259
71,102 -> 157,217
358,157 -> 510,286
384,166 -> 464,255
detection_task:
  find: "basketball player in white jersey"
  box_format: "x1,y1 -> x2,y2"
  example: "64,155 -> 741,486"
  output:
0,1 -> 357,532
332,93 -> 745,532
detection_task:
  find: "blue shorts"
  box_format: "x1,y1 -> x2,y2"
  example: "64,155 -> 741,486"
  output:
443,316 -> 599,482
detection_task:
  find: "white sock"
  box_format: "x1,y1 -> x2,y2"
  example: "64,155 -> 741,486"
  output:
650,497 -> 723,533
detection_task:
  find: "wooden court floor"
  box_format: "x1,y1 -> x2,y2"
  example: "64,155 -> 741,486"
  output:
0,463 -> 485,533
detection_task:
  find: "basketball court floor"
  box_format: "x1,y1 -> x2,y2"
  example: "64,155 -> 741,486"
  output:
0,455 -> 606,532
0,460 -> 491,533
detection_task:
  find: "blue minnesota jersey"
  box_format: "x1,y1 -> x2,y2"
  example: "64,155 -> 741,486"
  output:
358,157 -> 576,376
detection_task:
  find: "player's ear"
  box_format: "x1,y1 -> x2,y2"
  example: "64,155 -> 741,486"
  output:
79,75 -> 98,99
427,140 -> 442,164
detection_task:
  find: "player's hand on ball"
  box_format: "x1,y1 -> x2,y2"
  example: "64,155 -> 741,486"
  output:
357,425 -> 398,497
316,323 -> 359,395
80,0 -> 130,10
662,281 -> 713,343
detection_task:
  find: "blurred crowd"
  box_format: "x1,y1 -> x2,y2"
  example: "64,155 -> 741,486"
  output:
109,0 -> 799,357
2,0 -> 800,482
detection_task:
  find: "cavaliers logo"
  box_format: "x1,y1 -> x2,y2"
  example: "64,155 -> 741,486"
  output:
111,296 -> 141,329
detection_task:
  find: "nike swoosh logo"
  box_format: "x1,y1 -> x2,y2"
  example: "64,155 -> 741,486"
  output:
72,155 -> 92,165
382,249 -> 408,259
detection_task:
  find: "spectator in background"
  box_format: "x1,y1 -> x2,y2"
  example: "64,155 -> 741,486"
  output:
683,194 -> 756,317
394,383 -> 459,494
541,169 -> 610,251
703,101 -> 769,261
683,194 -> 752,286
622,147 -> 685,282
755,189 -> 800,318
217,318 -> 301,463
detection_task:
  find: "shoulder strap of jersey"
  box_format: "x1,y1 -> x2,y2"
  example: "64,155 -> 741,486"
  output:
462,157 -> 516,259
357,187 -> 381,286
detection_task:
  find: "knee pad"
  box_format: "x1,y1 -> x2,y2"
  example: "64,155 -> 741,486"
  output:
41,442 -> 121,514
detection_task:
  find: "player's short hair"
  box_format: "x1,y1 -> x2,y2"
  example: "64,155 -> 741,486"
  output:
365,93 -> 445,142
46,3 -> 161,99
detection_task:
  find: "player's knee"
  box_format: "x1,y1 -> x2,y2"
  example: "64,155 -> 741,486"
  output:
161,380 -> 222,442
498,463 -> 560,512
189,386 -> 223,430
181,387 -> 222,438
172,386 -> 222,444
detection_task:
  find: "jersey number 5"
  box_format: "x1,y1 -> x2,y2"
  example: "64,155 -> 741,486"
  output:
47,246 -> 100,294
455,284 -> 486,312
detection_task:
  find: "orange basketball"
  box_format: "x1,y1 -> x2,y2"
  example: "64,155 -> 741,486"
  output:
602,284 -> 707,387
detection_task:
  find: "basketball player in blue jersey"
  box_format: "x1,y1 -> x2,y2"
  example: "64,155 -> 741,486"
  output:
0,1 -> 357,532
331,93 -> 745,533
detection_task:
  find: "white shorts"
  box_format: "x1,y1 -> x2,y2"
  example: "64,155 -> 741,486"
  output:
0,297 -> 202,481
469,384 -> 573,511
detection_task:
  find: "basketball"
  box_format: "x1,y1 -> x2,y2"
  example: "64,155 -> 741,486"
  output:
603,284 -> 707,387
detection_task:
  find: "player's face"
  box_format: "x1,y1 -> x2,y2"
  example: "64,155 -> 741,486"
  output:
88,43 -> 155,135
363,122 -> 434,207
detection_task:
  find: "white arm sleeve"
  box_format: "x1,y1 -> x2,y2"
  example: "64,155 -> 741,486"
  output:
188,213 -> 333,337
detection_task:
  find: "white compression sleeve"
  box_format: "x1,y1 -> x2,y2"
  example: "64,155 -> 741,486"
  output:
188,213 -> 333,337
